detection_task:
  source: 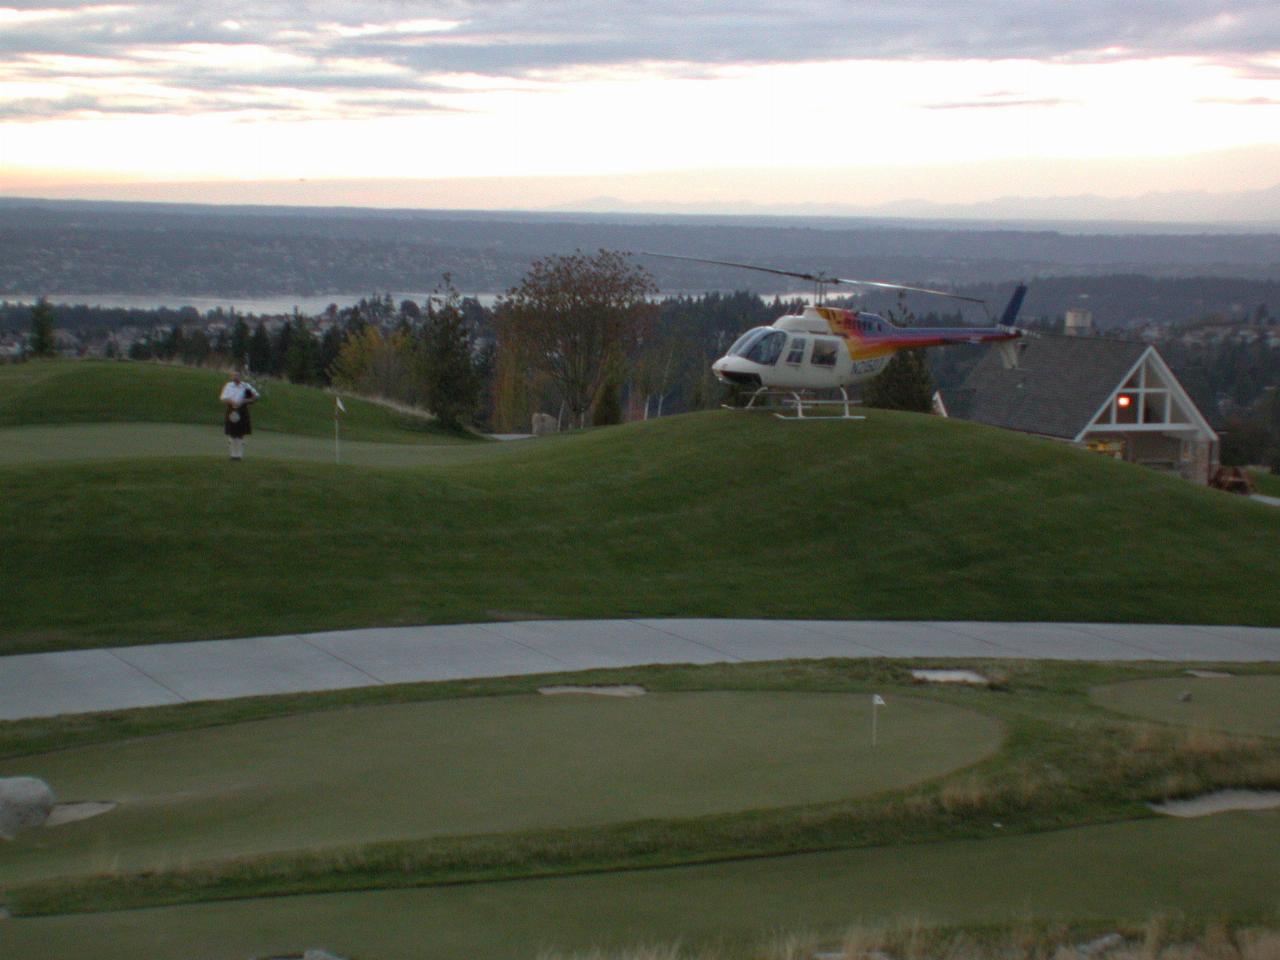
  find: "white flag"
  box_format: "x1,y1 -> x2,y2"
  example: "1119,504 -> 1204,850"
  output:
335,396 -> 346,414
873,695 -> 886,706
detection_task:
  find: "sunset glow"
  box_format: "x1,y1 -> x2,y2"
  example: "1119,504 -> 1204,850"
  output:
1,2 -> 1278,214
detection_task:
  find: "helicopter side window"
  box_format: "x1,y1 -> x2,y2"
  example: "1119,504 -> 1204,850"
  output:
743,330 -> 786,365
810,338 -> 838,367
785,337 -> 806,364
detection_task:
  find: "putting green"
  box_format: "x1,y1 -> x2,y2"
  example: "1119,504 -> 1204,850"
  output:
4,812 -> 1277,960
1090,675 -> 1280,737
0,692 -> 1000,884
0,423 -> 514,468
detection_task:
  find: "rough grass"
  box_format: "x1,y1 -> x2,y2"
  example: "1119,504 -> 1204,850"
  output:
0,358 -> 471,443
1248,469 -> 1280,498
3,816 -> 1278,960
542,921 -> 1280,960
3,406 -> 1279,654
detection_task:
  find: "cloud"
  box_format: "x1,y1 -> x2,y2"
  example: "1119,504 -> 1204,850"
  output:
0,92 -> 300,120
1,1 -> 1277,120
924,96 -> 1074,110
1197,95 -> 1280,105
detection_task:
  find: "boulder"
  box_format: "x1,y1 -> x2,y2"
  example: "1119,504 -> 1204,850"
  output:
0,777 -> 57,839
531,412 -> 559,436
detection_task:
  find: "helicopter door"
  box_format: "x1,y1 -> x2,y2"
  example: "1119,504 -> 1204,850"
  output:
784,337 -> 806,364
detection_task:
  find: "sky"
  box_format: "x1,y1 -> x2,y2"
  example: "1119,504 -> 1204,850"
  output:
1,1 -> 1279,215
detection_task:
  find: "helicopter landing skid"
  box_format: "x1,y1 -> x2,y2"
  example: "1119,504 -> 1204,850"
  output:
775,389 -> 866,421
724,387 -> 865,420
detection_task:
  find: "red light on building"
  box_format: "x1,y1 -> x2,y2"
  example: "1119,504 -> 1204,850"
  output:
1117,395 -> 1133,408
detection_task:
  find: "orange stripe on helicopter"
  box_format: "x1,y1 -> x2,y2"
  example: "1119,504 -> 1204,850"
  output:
815,306 -> 1017,361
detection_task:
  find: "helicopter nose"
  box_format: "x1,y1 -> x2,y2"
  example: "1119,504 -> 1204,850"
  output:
712,356 -> 762,386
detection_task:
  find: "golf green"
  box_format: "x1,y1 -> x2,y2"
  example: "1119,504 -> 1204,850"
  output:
0,692 -> 1000,884
0,423 -> 513,468
1090,675 -> 1280,737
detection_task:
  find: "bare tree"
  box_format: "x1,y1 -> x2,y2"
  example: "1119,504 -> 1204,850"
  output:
497,250 -> 657,427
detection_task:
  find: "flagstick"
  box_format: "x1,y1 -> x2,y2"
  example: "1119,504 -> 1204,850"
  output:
872,700 -> 879,748
334,411 -> 341,464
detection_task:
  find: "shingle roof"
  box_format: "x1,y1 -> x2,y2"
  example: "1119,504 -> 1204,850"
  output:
944,335 -> 1149,439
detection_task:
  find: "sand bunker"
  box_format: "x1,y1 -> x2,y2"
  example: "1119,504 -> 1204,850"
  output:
1184,669 -> 1232,679
1149,790 -> 1280,817
911,669 -> 987,685
44,801 -> 117,827
538,685 -> 647,697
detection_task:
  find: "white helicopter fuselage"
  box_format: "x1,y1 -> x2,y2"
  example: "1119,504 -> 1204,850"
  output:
712,304 -> 1020,392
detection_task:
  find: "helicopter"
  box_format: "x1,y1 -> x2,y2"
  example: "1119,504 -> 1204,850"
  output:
645,253 -> 1028,419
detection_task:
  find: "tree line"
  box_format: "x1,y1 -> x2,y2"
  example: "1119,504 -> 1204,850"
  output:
21,251 -> 1279,452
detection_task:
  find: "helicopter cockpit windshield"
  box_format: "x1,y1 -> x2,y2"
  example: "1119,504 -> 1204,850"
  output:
727,328 -> 786,366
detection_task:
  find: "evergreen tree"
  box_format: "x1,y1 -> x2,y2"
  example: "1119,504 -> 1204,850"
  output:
230,317 -> 251,366
183,328 -> 211,366
863,349 -> 936,412
161,325 -> 186,360
271,320 -> 294,377
29,298 -> 57,357
247,321 -> 272,374
399,299 -> 422,323
285,320 -> 319,384
420,277 -> 480,432
592,373 -> 623,426
318,325 -> 344,385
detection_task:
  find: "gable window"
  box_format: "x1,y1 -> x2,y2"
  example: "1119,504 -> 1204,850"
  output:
1109,355 -> 1183,425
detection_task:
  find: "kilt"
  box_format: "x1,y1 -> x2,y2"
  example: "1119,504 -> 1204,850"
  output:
224,407 -> 252,438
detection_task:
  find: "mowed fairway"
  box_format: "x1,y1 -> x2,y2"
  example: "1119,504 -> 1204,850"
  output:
4,811 -> 1278,960
1091,675 -> 1280,737
0,360 -> 470,443
3,361 -> 1280,655
0,692 -> 1001,884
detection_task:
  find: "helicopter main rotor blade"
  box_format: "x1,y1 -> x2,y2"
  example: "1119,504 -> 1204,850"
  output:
830,277 -> 988,305
640,252 -> 988,307
639,252 -> 833,284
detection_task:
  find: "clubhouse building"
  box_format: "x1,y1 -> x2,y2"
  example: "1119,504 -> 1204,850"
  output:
938,335 -> 1219,484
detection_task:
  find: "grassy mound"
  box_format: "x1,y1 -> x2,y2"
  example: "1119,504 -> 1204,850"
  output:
0,692 -> 999,885
2,407 -> 1278,652
0,360 -> 468,443
1092,676 -> 1280,737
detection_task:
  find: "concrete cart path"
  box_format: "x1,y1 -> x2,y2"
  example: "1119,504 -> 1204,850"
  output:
2,619 -> 1279,721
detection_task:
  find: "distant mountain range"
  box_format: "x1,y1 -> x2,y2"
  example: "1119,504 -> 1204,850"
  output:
553,183 -> 1280,230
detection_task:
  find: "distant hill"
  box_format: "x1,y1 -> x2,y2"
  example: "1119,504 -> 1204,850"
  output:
558,183 -> 1280,229
2,197 -> 1279,301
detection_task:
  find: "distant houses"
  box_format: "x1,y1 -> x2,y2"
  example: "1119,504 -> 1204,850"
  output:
939,334 -> 1219,484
